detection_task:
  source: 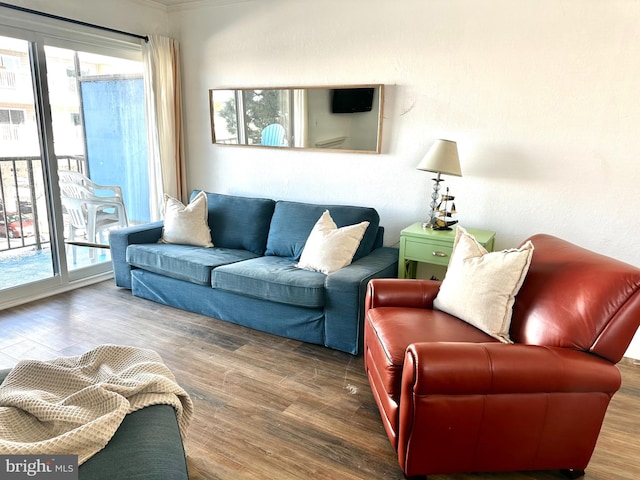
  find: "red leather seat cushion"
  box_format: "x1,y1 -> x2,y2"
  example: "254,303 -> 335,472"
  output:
366,307 -> 497,401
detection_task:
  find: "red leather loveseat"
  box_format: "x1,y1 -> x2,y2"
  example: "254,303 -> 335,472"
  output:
364,234 -> 640,478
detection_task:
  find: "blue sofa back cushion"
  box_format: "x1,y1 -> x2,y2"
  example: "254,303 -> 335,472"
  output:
192,191 -> 276,256
265,201 -> 381,261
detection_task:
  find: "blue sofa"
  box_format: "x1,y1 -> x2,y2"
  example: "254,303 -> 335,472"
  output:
0,368 -> 189,479
110,192 -> 399,355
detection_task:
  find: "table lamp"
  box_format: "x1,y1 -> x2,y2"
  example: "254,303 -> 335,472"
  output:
416,139 -> 462,229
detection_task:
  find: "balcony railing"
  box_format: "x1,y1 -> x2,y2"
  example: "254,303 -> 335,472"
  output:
0,70 -> 17,89
0,154 -> 86,254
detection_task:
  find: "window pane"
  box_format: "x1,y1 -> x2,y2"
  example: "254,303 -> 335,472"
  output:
9,109 -> 24,124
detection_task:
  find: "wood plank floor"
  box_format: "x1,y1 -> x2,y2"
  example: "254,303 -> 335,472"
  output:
0,280 -> 638,480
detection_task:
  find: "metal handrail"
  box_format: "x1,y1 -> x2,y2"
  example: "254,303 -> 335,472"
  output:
0,155 -> 86,253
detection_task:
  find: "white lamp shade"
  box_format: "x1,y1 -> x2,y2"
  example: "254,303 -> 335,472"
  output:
416,139 -> 462,177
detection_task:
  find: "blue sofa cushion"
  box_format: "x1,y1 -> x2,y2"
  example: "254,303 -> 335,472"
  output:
264,201 -> 380,261
127,244 -> 258,286
193,191 -> 275,255
211,256 -> 327,308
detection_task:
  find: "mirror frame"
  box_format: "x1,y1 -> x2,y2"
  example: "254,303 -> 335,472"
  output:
209,84 -> 384,154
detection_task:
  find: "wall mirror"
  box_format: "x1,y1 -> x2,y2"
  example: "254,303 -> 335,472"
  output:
209,84 -> 384,153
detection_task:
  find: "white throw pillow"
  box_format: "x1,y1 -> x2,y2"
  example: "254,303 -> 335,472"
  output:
297,210 -> 369,274
159,191 -> 213,247
433,226 -> 534,343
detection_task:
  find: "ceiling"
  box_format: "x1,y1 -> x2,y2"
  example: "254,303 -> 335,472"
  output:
151,0 -> 194,5
150,0 -> 253,6
150,0 -> 223,6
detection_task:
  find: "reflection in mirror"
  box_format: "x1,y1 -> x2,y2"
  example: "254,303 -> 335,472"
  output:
209,85 -> 383,153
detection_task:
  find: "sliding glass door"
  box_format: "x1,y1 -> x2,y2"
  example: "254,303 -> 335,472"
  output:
0,34 -> 55,290
0,26 -> 148,299
45,46 -> 148,272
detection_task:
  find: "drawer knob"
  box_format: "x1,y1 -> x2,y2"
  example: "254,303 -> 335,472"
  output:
432,251 -> 448,257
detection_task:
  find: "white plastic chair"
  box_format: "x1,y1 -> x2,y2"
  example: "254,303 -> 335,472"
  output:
58,170 -> 129,261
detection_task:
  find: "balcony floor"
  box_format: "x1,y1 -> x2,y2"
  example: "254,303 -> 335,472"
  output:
0,245 -> 109,290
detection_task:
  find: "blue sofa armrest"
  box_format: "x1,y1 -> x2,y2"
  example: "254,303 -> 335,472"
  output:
324,246 -> 399,355
80,404 -> 188,479
109,222 -> 164,289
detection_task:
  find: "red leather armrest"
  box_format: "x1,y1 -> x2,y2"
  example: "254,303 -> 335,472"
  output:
365,279 -> 440,311
403,342 -> 621,396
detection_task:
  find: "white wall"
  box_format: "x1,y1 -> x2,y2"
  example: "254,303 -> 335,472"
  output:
172,0 -> 640,358
173,0 -> 640,254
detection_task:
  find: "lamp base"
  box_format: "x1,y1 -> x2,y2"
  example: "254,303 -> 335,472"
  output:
422,221 -> 453,231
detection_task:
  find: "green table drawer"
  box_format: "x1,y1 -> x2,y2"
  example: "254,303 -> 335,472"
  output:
404,239 -> 453,266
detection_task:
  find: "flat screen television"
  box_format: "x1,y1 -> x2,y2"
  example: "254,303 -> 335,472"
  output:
331,88 -> 375,114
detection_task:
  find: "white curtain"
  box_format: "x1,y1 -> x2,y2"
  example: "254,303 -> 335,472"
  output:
142,35 -> 186,220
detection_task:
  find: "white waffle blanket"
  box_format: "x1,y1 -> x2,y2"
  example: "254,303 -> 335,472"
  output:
0,344 -> 193,464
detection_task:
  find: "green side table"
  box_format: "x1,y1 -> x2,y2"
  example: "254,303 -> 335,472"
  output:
398,223 -> 496,279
